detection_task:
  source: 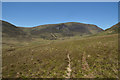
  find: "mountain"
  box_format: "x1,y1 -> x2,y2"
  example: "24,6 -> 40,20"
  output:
29,22 -> 103,39
1,20 -> 103,40
105,22 -> 120,34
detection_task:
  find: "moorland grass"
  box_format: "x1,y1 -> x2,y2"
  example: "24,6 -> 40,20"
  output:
2,34 -> 118,78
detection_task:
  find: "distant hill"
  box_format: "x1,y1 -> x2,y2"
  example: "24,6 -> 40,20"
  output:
105,22 -> 120,34
29,22 -> 103,39
1,20 -> 104,40
91,22 -> 120,36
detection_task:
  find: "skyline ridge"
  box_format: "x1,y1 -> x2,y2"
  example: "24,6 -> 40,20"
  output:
1,19 -> 118,30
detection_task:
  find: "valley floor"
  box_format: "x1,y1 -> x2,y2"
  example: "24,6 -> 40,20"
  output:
2,34 -> 118,78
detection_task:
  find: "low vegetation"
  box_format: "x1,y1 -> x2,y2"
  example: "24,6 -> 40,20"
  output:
2,34 -> 118,78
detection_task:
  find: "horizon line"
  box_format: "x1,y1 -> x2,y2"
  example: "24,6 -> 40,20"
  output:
1,19 -> 119,30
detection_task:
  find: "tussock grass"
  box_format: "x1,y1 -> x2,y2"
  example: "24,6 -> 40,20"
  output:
2,34 -> 118,78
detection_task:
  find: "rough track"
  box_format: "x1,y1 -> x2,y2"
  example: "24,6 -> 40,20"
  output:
65,54 -> 72,78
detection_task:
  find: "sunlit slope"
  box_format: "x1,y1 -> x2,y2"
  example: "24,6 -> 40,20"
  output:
93,22 -> 120,36
105,22 -> 120,33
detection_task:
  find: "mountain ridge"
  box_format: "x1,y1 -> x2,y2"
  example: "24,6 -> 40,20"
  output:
1,20 -> 105,40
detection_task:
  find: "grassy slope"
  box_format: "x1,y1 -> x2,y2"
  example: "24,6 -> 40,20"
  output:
2,34 -> 118,78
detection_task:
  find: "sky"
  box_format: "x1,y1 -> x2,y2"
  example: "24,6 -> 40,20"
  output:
2,2 -> 118,30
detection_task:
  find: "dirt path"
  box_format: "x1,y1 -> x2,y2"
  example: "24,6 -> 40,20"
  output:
65,54 -> 72,78
82,52 -> 95,78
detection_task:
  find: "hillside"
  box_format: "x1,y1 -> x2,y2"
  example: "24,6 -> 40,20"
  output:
1,20 -> 26,38
29,22 -> 103,39
1,20 -> 103,40
105,22 -> 120,34
90,22 -> 120,36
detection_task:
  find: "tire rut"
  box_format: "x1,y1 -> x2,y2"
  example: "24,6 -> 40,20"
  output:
65,54 -> 72,78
